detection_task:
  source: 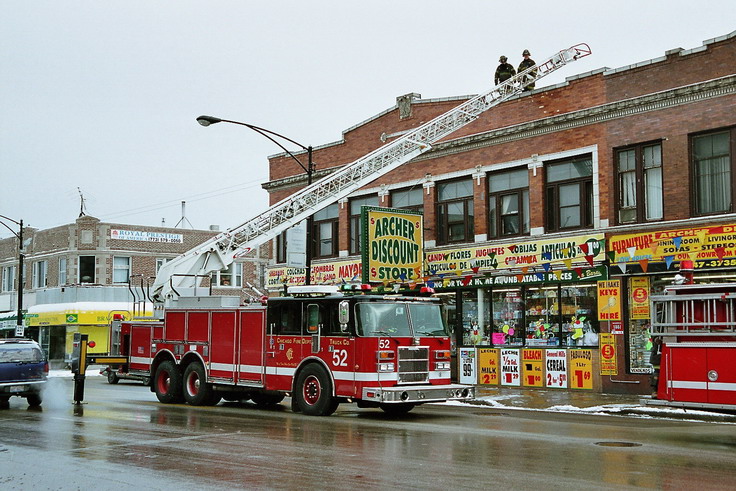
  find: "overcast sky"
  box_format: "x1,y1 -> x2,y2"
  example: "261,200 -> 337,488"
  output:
2,1 -> 735,238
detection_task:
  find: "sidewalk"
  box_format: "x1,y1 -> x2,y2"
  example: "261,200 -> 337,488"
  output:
467,386 -> 736,423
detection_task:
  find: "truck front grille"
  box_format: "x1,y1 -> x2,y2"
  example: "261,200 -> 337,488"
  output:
398,346 -> 429,384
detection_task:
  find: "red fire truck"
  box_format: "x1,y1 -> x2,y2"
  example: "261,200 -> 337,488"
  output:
648,282 -> 736,410
114,285 -> 470,415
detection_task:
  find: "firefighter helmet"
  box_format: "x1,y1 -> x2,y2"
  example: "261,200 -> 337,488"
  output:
522,49 -> 531,56
499,55 -> 507,63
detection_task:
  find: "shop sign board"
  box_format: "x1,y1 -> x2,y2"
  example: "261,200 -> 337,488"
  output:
500,348 -> 521,386
432,265 -> 607,290
522,349 -> 544,387
597,279 -> 622,321
610,321 -> 624,335
110,229 -> 183,243
599,333 -> 617,375
609,223 -> 736,269
459,348 -> 477,384
478,348 -> 500,385
630,276 -> 650,320
569,349 -> 593,390
425,233 -> 605,277
545,349 -> 568,388
266,259 -> 362,289
361,207 -> 423,284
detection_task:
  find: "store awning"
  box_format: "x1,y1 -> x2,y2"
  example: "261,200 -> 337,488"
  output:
0,312 -> 19,331
26,302 -> 151,327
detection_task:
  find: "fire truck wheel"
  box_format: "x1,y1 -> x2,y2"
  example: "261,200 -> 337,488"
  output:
183,363 -> 217,406
154,360 -> 184,404
379,403 -> 416,415
250,392 -> 285,407
294,365 -> 337,416
107,371 -> 119,384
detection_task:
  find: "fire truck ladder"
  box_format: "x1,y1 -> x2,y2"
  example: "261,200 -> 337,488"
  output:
651,291 -> 736,336
152,43 -> 592,302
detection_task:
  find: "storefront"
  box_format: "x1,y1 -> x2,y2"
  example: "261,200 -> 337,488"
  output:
609,223 -> 736,376
27,302 -> 150,367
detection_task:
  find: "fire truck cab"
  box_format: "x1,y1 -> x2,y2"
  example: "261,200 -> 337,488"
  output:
131,286 -> 472,416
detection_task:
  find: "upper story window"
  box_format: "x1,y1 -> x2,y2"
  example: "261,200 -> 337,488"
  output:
545,156 -> 593,232
312,204 -> 339,259
215,262 -> 242,287
58,257 -> 67,286
616,142 -> 663,224
436,178 -> 474,245
79,256 -> 96,283
276,231 -> 287,264
156,258 -> 172,274
488,168 -> 529,238
692,129 -> 734,216
349,195 -> 379,255
1,266 -> 15,292
113,256 -> 131,284
391,187 -> 424,212
32,260 -> 47,289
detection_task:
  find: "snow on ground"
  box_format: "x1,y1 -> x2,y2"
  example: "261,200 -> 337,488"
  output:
48,368 -> 102,378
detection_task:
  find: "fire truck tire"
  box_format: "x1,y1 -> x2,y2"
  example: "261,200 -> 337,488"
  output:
294,365 -> 337,416
379,403 -> 416,415
250,392 -> 285,407
154,360 -> 184,404
183,363 -> 217,406
107,371 -> 119,384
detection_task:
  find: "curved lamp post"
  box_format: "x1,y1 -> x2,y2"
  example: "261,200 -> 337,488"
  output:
0,214 -> 24,336
196,115 -> 314,285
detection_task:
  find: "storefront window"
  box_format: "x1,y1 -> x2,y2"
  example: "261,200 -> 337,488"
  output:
461,290 -> 492,345
561,285 -> 598,346
491,289 -> 524,346
524,286 -> 561,346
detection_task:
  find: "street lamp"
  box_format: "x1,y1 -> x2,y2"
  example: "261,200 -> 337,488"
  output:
0,214 -> 24,337
196,115 -> 315,285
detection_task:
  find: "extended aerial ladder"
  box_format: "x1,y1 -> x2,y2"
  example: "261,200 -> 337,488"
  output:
152,44 -> 592,304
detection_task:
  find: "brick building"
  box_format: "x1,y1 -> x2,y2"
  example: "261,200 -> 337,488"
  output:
0,215 -> 269,365
264,31 -> 736,394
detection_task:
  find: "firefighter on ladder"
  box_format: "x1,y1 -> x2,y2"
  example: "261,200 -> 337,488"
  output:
518,49 -> 537,91
494,55 -> 516,86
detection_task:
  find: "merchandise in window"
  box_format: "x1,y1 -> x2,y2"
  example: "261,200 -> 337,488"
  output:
560,286 -> 598,346
616,142 -> 663,224
488,168 -> 530,238
545,156 -> 594,232
436,179 -> 474,244
692,129 -> 733,216
524,286 -> 561,346
491,289 -> 524,346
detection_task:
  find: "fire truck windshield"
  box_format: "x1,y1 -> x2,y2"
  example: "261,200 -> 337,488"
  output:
356,302 -> 447,337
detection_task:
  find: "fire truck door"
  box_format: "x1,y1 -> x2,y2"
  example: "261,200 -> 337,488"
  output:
210,311 -> 237,382
705,347 -> 736,405
129,325 -> 153,371
238,310 -> 266,384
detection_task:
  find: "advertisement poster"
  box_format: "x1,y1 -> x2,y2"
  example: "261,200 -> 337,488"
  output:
459,348 -> 477,384
600,333 -> 618,375
500,349 -> 521,386
266,259 -> 362,289
522,349 -> 544,387
362,207 -> 423,284
545,349 -> 568,388
597,279 -> 622,321
609,223 -> 736,269
630,276 -> 650,320
478,348 -> 500,385
569,349 -> 593,390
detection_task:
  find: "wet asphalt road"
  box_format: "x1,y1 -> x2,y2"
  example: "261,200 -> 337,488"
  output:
1,376 -> 736,490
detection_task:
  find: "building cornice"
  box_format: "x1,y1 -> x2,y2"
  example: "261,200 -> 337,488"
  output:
263,74 -> 736,193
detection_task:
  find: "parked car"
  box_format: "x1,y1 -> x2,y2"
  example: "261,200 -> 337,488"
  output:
0,339 -> 48,408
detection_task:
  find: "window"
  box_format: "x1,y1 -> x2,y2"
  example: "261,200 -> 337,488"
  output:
616,142 -> 663,224
79,256 -> 96,283
312,203 -> 339,258
391,187 -> 424,212
156,258 -> 172,274
113,256 -> 131,284
32,260 -> 47,289
1,266 -> 15,292
267,301 -> 302,335
276,231 -> 287,264
58,257 -> 67,286
692,129 -> 734,216
545,156 -> 593,232
436,179 -> 474,244
349,195 -> 379,255
488,168 -> 529,238
216,262 -> 243,287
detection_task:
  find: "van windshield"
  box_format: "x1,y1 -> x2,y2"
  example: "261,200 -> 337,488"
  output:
356,302 -> 446,337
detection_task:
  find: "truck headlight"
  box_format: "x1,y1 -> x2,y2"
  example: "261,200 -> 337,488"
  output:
378,362 -> 395,372
434,362 -> 450,370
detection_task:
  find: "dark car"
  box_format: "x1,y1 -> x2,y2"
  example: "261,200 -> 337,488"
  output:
0,339 -> 48,408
